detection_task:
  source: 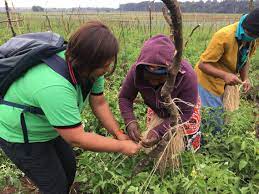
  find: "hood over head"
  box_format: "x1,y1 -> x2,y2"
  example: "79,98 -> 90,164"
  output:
136,34 -> 176,70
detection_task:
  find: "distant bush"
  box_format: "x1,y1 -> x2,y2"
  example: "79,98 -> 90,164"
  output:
32,6 -> 44,12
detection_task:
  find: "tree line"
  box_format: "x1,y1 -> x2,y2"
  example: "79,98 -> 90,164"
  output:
29,0 -> 258,13
119,0 -> 259,13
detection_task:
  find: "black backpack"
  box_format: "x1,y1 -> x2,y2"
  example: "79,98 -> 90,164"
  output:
0,32 -> 92,151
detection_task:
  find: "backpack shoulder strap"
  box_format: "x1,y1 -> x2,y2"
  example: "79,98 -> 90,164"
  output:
42,54 -> 73,85
43,54 -> 94,101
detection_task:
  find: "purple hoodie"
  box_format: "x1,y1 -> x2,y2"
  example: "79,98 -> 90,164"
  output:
119,34 -> 198,136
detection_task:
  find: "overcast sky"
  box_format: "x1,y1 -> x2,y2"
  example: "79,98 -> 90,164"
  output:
0,0 -> 204,9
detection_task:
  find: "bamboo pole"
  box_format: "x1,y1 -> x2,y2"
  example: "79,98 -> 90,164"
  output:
5,0 -> 16,37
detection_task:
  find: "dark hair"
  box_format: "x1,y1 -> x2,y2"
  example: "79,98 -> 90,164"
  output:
242,8 -> 259,37
66,21 -> 119,74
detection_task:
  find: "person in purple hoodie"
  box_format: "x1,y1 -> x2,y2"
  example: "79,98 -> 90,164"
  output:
119,34 -> 201,150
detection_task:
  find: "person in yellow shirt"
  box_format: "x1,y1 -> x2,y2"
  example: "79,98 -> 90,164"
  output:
195,8 -> 259,133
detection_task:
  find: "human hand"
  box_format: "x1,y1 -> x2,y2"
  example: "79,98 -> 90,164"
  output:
223,73 -> 242,85
119,140 -> 141,156
141,129 -> 161,148
126,121 -> 142,142
242,79 -> 252,93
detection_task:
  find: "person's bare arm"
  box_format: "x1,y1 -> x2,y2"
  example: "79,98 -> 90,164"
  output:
55,125 -> 140,156
239,62 -> 250,81
199,62 -> 242,85
89,94 -> 129,140
239,62 -> 251,93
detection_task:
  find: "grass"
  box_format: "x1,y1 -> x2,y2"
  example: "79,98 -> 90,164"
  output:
0,11 -> 258,193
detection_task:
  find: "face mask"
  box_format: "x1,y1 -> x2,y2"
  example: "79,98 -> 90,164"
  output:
242,32 -> 256,42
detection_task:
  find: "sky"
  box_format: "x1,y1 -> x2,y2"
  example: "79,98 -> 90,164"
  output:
0,0 -> 203,9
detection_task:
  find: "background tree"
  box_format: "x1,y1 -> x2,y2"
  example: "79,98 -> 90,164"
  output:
32,6 -> 44,12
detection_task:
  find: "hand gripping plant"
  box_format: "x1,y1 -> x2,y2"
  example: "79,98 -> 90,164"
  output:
133,0 -> 186,177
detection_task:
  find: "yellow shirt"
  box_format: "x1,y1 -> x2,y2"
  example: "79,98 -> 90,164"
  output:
194,22 -> 257,96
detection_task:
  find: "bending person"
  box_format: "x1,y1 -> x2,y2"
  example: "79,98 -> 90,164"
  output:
0,21 -> 140,194
195,9 -> 259,133
119,34 -> 201,150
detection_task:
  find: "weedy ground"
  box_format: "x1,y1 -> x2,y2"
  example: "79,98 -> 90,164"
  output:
0,12 -> 258,194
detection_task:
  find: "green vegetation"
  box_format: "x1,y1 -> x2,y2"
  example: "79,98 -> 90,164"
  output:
0,12 -> 258,193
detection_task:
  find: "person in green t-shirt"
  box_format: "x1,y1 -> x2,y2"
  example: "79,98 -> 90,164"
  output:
0,21 -> 140,194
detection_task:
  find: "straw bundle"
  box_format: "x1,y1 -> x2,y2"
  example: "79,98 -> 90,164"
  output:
143,113 -> 185,175
223,85 -> 240,112
157,127 -> 185,175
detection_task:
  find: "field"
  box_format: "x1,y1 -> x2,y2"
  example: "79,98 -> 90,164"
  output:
0,11 -> 258,193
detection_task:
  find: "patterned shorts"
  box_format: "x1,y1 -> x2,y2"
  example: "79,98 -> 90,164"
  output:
146,97 -> 201,151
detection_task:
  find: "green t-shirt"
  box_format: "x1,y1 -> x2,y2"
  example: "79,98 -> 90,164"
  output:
0,51 -> 104,143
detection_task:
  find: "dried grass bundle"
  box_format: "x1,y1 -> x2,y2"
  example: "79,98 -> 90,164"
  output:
223,85 -> 240,112
143,112 -> 185,175
157,127 -> 185,175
